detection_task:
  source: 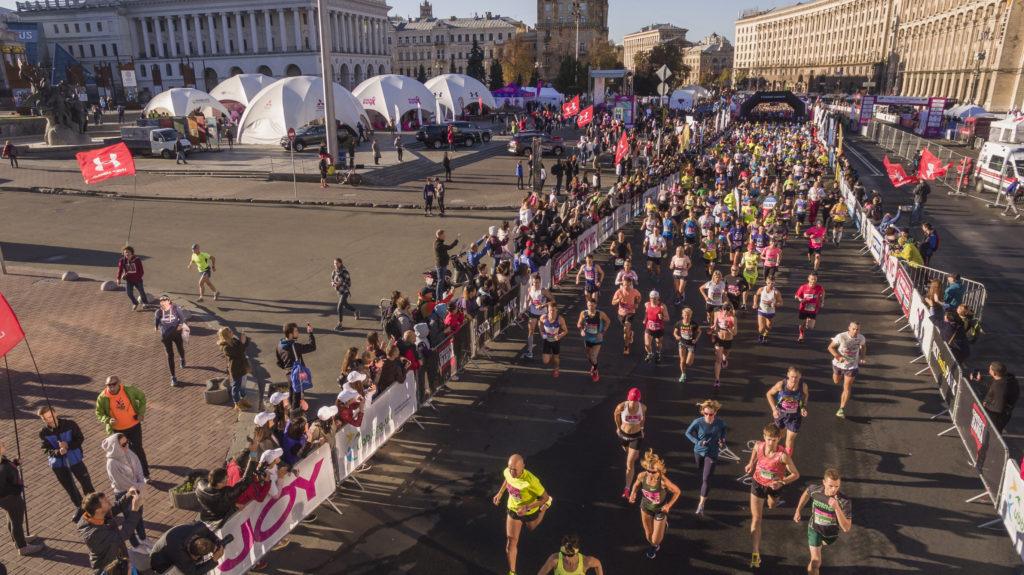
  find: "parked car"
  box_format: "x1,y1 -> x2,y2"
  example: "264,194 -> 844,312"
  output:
415,124 -> 478,149
280,123 -> 358,152
120,126 -> 191,158
507,132 -> 565,157
446,121 -> 493,143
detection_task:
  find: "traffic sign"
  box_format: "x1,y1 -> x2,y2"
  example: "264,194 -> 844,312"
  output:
658,82 -> 671,97
862,81 -> 877,88
287,127 -> 296,142
656,65 -> 672,82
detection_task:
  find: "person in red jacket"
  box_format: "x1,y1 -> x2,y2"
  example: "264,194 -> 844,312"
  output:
335,389 -> 364,427
116,246 -> 148,311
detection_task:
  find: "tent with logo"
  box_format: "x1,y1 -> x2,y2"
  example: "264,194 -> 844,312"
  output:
492,82 -> 526,108
142,88 -> 231,118
425,74 -> 497,119
209,74 -> 275,117
943,104 -> 996,120
522,85 -> 565,106
236,76 -> 368,145
668,89 -> 697,111
352,74 -> 436,125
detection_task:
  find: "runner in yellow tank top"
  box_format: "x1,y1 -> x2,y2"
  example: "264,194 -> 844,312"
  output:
537,535 -> 604,574
493,453 -> 553,575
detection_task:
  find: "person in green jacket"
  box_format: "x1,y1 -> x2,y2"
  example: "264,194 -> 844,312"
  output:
893,236 -> 924,266
95,376 -> 150,482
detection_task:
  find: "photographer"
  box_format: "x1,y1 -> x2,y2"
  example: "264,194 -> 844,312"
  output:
78,490 -> 143,574
195,441 -> 259,527
149,521 -> 225,575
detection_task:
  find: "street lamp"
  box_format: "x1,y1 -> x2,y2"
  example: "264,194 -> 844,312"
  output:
571,1 -> 581,92
971,29 -> 989,105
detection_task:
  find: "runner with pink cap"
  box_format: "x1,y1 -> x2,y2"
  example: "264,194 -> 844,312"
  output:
614,388 -> 647,499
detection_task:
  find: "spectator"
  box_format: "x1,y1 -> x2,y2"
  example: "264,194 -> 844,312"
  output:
395,135 -> 404,162
78,490 -> 142,574
918,222 -> 939,266
923,279 -> 945,316
933,309 -> 970,364
276,322 -> 316,409
393,297 -> 416,338
443,151 -> 452,181
335,389 -> 365,428
433,229 -> 461,301
436,177 -> 447,217
958,304 -> 983,344
115,246 -> 148,311
976,361 -> 1020,432
252,412 -> 279,456
95,376 -> 150,482
218,327 -> 253,411
195,448 -> 258,527
377,344 -> 410,393
37,405 -> 95,522
0,441 -> 43,556
101,433 -> 148,549
311,407 -> 339,454
281,416 -> 322,470
515,160 -> 524,190
1002,178 -> 1020,217
944,274 -> 964,308
427,302 -> 449,346
1,140 -> 17,168
893,236 -> 924,266
371,137 -> 381,165
910,179 -> 930,224
154,295 -> 187,387
331,258 -> 360,330
149,521 -> 225,575
174,136 -> 187,165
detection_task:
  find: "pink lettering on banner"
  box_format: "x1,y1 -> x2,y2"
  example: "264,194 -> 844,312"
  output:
971,403 -> 988,457
894,266 -> 912,315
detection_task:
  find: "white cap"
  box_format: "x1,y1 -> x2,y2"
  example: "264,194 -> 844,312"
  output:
489,225 -> 498,236
253,412 -> 275,427
337,389 -> 360,405
317,405 -> 339,421
649,290 -> 660,299
346,371 -> 368,384
268,391 -> 289,406
259,448 -> 283,465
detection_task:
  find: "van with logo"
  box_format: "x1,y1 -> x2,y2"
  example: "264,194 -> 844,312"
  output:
120,126 -> 191,158
974,141 -> 1024,195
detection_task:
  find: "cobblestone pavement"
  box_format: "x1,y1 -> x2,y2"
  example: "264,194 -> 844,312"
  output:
0,271 -> 239,574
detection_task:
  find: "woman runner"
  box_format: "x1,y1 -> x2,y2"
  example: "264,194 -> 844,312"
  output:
740,244 -> 760,309
525,274 -> 555,359
745,422 -> 801,569
643,291 -> 670,364
628,449 -> 681,560
537,535 -> 604,575
699,270 -> 727,330
762,238 -> 783,281
577,299 -> 610,381
712,304 -> 738,389
673,307 -> 702,383
753,277 -> 783,344
686,399 -> 728,516
614,388 -> 647,499
766,366 -> 810,454
669,247 -> 692,306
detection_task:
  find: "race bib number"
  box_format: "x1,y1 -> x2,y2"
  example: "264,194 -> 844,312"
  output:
641,489 -> 661,504
804,303 -> 817,312
646,320 -> 660,331
507,484 -> 523,500
779,398 -> 799,413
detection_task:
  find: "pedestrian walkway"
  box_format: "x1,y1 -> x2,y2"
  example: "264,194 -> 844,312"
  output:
0,271 -> 237,573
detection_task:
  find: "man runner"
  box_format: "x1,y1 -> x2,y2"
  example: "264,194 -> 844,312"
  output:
766,366 -> 810,454
537,535 -> 604,575
493,454 -> 553,575
794,273 -> 825,343
577,299 -> 611,381
828,322 -> 867,418
612,277 -> 642,355
539,302 -> 568,378
793,468 -> 853,575
575,254 -> 605,304
609,231 -> 632,272
746,422 -> 800,569
643,231 -> 668,285
673,307 -> 702,383
185,243 -> 220,302
753,276 -> 782,344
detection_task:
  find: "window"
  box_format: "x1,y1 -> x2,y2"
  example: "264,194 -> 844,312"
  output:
90,45 -> 96,57
489,33 -> 493,41
75,23 -> 80,33
457,34 -> 462,42
64,24 -> 69,33
498,32 -> 503,39
86,23 -> 91,32
166,63 -> 172,75
97,22 -> 102,31
990,155 -> 1005,172
140,66 -> 146,77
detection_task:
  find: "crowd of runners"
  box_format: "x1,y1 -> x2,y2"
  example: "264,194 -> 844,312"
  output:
495,120 -> 862,574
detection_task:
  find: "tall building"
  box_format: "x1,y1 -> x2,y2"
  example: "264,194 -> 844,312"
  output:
682,33 -> 733,84
13,0 -> 391,99
622,23 -> 688,72
733,0 -> 1024,113
388,1 -> 527,80
534,0 -> 609,80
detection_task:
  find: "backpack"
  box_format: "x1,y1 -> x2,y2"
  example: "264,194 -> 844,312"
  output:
288,344 -> 313,394
384,312 -> 403,342
965,317 -> 983,343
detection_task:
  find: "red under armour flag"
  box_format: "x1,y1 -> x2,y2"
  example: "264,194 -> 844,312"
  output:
0,293 -> 25,358
883,155 -> 919,188
614,132 -> 629,166
576,106 -> 594,128
76,142 -> 136,184
562,95 -> 580,118
917,147 -> 954,181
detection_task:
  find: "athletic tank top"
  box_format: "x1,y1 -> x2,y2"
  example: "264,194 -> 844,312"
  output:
777,382 -> 804,414
645,217 -> 659,235
716,313 -> 735,335
640,473 -> 666,512
753,441 -> 787,487
662,218 -> 673,236
759,287 -> 777,314
582,312 -> 603,343
645,303 -> 663,331
583,263 -> 596,283
671,256 -> 688,277
763,247 -> 781,267
621,403 -> 643,425
554,552 -> 586,575
614,242 -> 628,266
684,220 -> 697,237
541,315 -> 560,341
529,287 -> 547,315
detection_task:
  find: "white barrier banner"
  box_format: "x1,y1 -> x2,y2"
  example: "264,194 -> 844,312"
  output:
868,224 -> 884,265
215,444 -> 336,574
576,225 -> 600,262
540,261 -> 553,290
999,461 -> 1024,561
615,204 -> 630,229
335,372 -> 418,482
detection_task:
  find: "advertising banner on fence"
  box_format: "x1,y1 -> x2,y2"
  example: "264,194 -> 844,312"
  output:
931,323 -> 961,400
335,373 -> 418,482
215,444 -> 336,574
999,460 -> 1024,562
894,263 -> 913,315
553,248 -> 576,285
576,226 -> 600,262
615,204 -> 630,230
600,214 -> 616,243
868,225 -> 884,264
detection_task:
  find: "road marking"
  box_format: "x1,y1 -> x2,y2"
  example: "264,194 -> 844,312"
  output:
845,142 -> 883,176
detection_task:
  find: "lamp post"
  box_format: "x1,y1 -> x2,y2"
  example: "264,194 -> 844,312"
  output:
971,29 -> 989,106
317,0 -> 338,162
572,0 -> 581,91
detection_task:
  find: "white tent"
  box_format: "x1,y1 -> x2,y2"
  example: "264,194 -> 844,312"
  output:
523,86 -> 565,106
668,89 -> 696,111
352,74 -> 436,122
209,74 -> 274,108
424,74 -> 497,117
944,104 -> 995,120
680,85 -> 711,98
989,116 -> 1024,144
143,88 -> 230,118
236,76 -> 369,145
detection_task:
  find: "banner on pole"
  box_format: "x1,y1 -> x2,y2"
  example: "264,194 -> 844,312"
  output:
0,293 -> 25,358
75,142 -> 136,184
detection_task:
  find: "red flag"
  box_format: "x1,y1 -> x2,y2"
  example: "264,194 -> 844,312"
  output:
917,147 -> 954,180
562,95 -> 580,118
614,132 -> 629,166
576,106 -> 593,128
75,142 -> 136,184
0,293 -> 25,358
883,155 -> 919,188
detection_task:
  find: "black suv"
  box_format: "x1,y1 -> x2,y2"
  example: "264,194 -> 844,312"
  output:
415,123 -> 489,149
507,132 -> 565,157
447,121 -> 493,144
280,124 -> 358,152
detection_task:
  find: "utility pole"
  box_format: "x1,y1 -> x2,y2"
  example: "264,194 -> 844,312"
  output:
318,0 -> 338,162
972,29 -> 989,106
572,1 -> 581,91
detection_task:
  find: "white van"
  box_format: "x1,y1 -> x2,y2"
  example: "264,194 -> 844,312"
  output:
974,141 -> 1024,194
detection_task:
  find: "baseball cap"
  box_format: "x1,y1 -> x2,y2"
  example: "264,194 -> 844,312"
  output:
259,448 -> 283,465
317,405 -> 339,421
268,391 -> 289,406
627,388 -> 641,401
191,243 -> 199,249
649,290 -> 660,299
253,412 -> 275,427
346,371 -> 368,384
337,389 -> 360,404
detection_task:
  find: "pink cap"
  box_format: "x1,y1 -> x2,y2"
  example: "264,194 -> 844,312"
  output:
627,388 -> 641,401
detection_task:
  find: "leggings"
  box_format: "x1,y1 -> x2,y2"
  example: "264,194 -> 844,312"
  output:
0,494 -> 26,548
694,452 -> 718,498
162,330 -> 185,377
52,462 -> 95,508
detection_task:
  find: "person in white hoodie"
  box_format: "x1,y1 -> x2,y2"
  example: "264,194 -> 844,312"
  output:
102,433 -> 148,550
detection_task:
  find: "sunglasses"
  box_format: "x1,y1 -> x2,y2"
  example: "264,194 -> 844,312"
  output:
119,441 -> 128,447
106,383 -> 119,387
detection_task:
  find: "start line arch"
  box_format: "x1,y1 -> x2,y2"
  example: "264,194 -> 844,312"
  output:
739,91 -> 807,120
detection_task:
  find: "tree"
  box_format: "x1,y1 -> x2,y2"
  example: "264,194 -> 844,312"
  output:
590,40 -> 622,70
466,39 -> 487,83
449,59 -> 456,74
417,65 -> 428,83
499,35 -> 534,86
488,59 -> 505,91
715,68 -> 732,87
552,57 -> 587,96
632,43 -> 690,96
528,67 -> 539,86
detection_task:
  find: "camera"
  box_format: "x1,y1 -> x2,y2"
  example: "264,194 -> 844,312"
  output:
220,534 -> 234,546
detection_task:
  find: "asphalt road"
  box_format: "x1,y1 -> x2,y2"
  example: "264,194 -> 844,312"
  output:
1,166 -> 1020,574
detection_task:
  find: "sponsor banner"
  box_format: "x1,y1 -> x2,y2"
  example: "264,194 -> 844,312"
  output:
576,225 -> 600,262
335,373 -> 418,482
858,95 -> 875,127
923,97 -> 946,138
120,69 -> 137,88
894,263 -> 913,315
999,460 -> 1024,562
76,142 -> 136,184
881,246 -> 898,287
600,214 -> 616,243
971,402 -> 988,460
215,444 -> 336,574
553,248 -> 576,286
931,323 -> 962,400
615,204 -> 630,229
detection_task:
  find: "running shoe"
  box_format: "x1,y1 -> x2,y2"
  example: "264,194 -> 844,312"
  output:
797,336 -> 805,343
335,323 -> 344,331
622,487 -> 630,499
524,351 -> 533,359
750,553 -> 761,568
589,366 -> 594,376
722,359 -> 728,369
180,359 -> 186,368
644,352 -> 653,363
355,309 -> 361,320
553,369 -> 559,378
695,504 -> 705,516
836,408 -> 845,418
654,352 -> 662,364
713,379 -> 720,388
679,374 -> 686,383
592,370 -> 600,382
197,296 -> 204,302
623,346 -> 630,356
645,545 -> 658,559
214,291 -> 220,301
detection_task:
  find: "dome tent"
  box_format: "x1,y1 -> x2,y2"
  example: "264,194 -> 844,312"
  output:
236,76 -> 368,145
425,74 -> 497,118
209,74 -> 274,109
352,74 -> 437,122
143,88 -> 230,118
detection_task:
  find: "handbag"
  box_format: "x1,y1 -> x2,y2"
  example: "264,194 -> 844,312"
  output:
327,164 -> 336,175
289,342 -> 313,393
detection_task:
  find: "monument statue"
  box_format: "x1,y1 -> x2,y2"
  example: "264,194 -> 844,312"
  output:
19,62 -> 91,145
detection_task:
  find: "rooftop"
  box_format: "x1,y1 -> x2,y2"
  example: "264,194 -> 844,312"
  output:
390,13 -> 525,32
625,23 -> 687,37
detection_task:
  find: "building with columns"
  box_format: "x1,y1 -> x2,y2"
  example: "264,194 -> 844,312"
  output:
733,0 -> 1024,113
681,33 -> 732,84
14,0 -> 392,99
622,23 -> 688,72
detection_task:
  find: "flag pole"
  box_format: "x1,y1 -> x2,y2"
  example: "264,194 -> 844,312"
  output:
3,355 -> 29,536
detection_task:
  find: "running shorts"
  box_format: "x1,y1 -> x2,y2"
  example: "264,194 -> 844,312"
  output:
542,340 -> 560,355
618,429 -> 643,451
798,311 -> 818,320
807,526 -> 839,547
750,481 -> 782,500
507,507 -> 541,522
775,412 -> 803,433
832,365 -> 859,378
619,313 -> 635,326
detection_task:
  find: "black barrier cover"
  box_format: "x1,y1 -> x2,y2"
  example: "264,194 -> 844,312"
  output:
951,378 -> 1007,508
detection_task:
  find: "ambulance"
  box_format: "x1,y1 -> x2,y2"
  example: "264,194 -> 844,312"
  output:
974,116 -> 1024,195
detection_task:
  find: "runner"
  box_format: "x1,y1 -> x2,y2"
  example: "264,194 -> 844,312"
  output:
829,198 -> 850,246
728,219 -> 747,267
614,388 -> 647,499
766,366 -> 810,454
753,276 -> 783,344
723,265 -> 749,314
804,219 -> 827,271
493,454 -> 553,575
681,212 -> 699,254
711,304 -> 738,389
643,291 -> 670,364
628,449 -> 681,560
525,274 -> 555,359
612,277 -> 642,355
609,230 -> 632,272
673,307 -> 702,383
793,469 -> 853,575
794,273 -> 825,343
643,230 -> 668,285
828,322 -> 867,418
577,299 -> 611,381
575,254 -> 605,304
185,243 -> 220,302
700,233 -> 718,276
536,535 -> 604,575
539,302 -> 568,378
686,400 -> 727,516
669,247 -> 692,306
614,259 -> 639,289
794,192 -> 809,236
745,422 -> 801,569
761,238 -> 783,281
699,270 -> 727,330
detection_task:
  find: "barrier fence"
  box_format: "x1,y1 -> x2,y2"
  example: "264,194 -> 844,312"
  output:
862,120 -> 987,197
